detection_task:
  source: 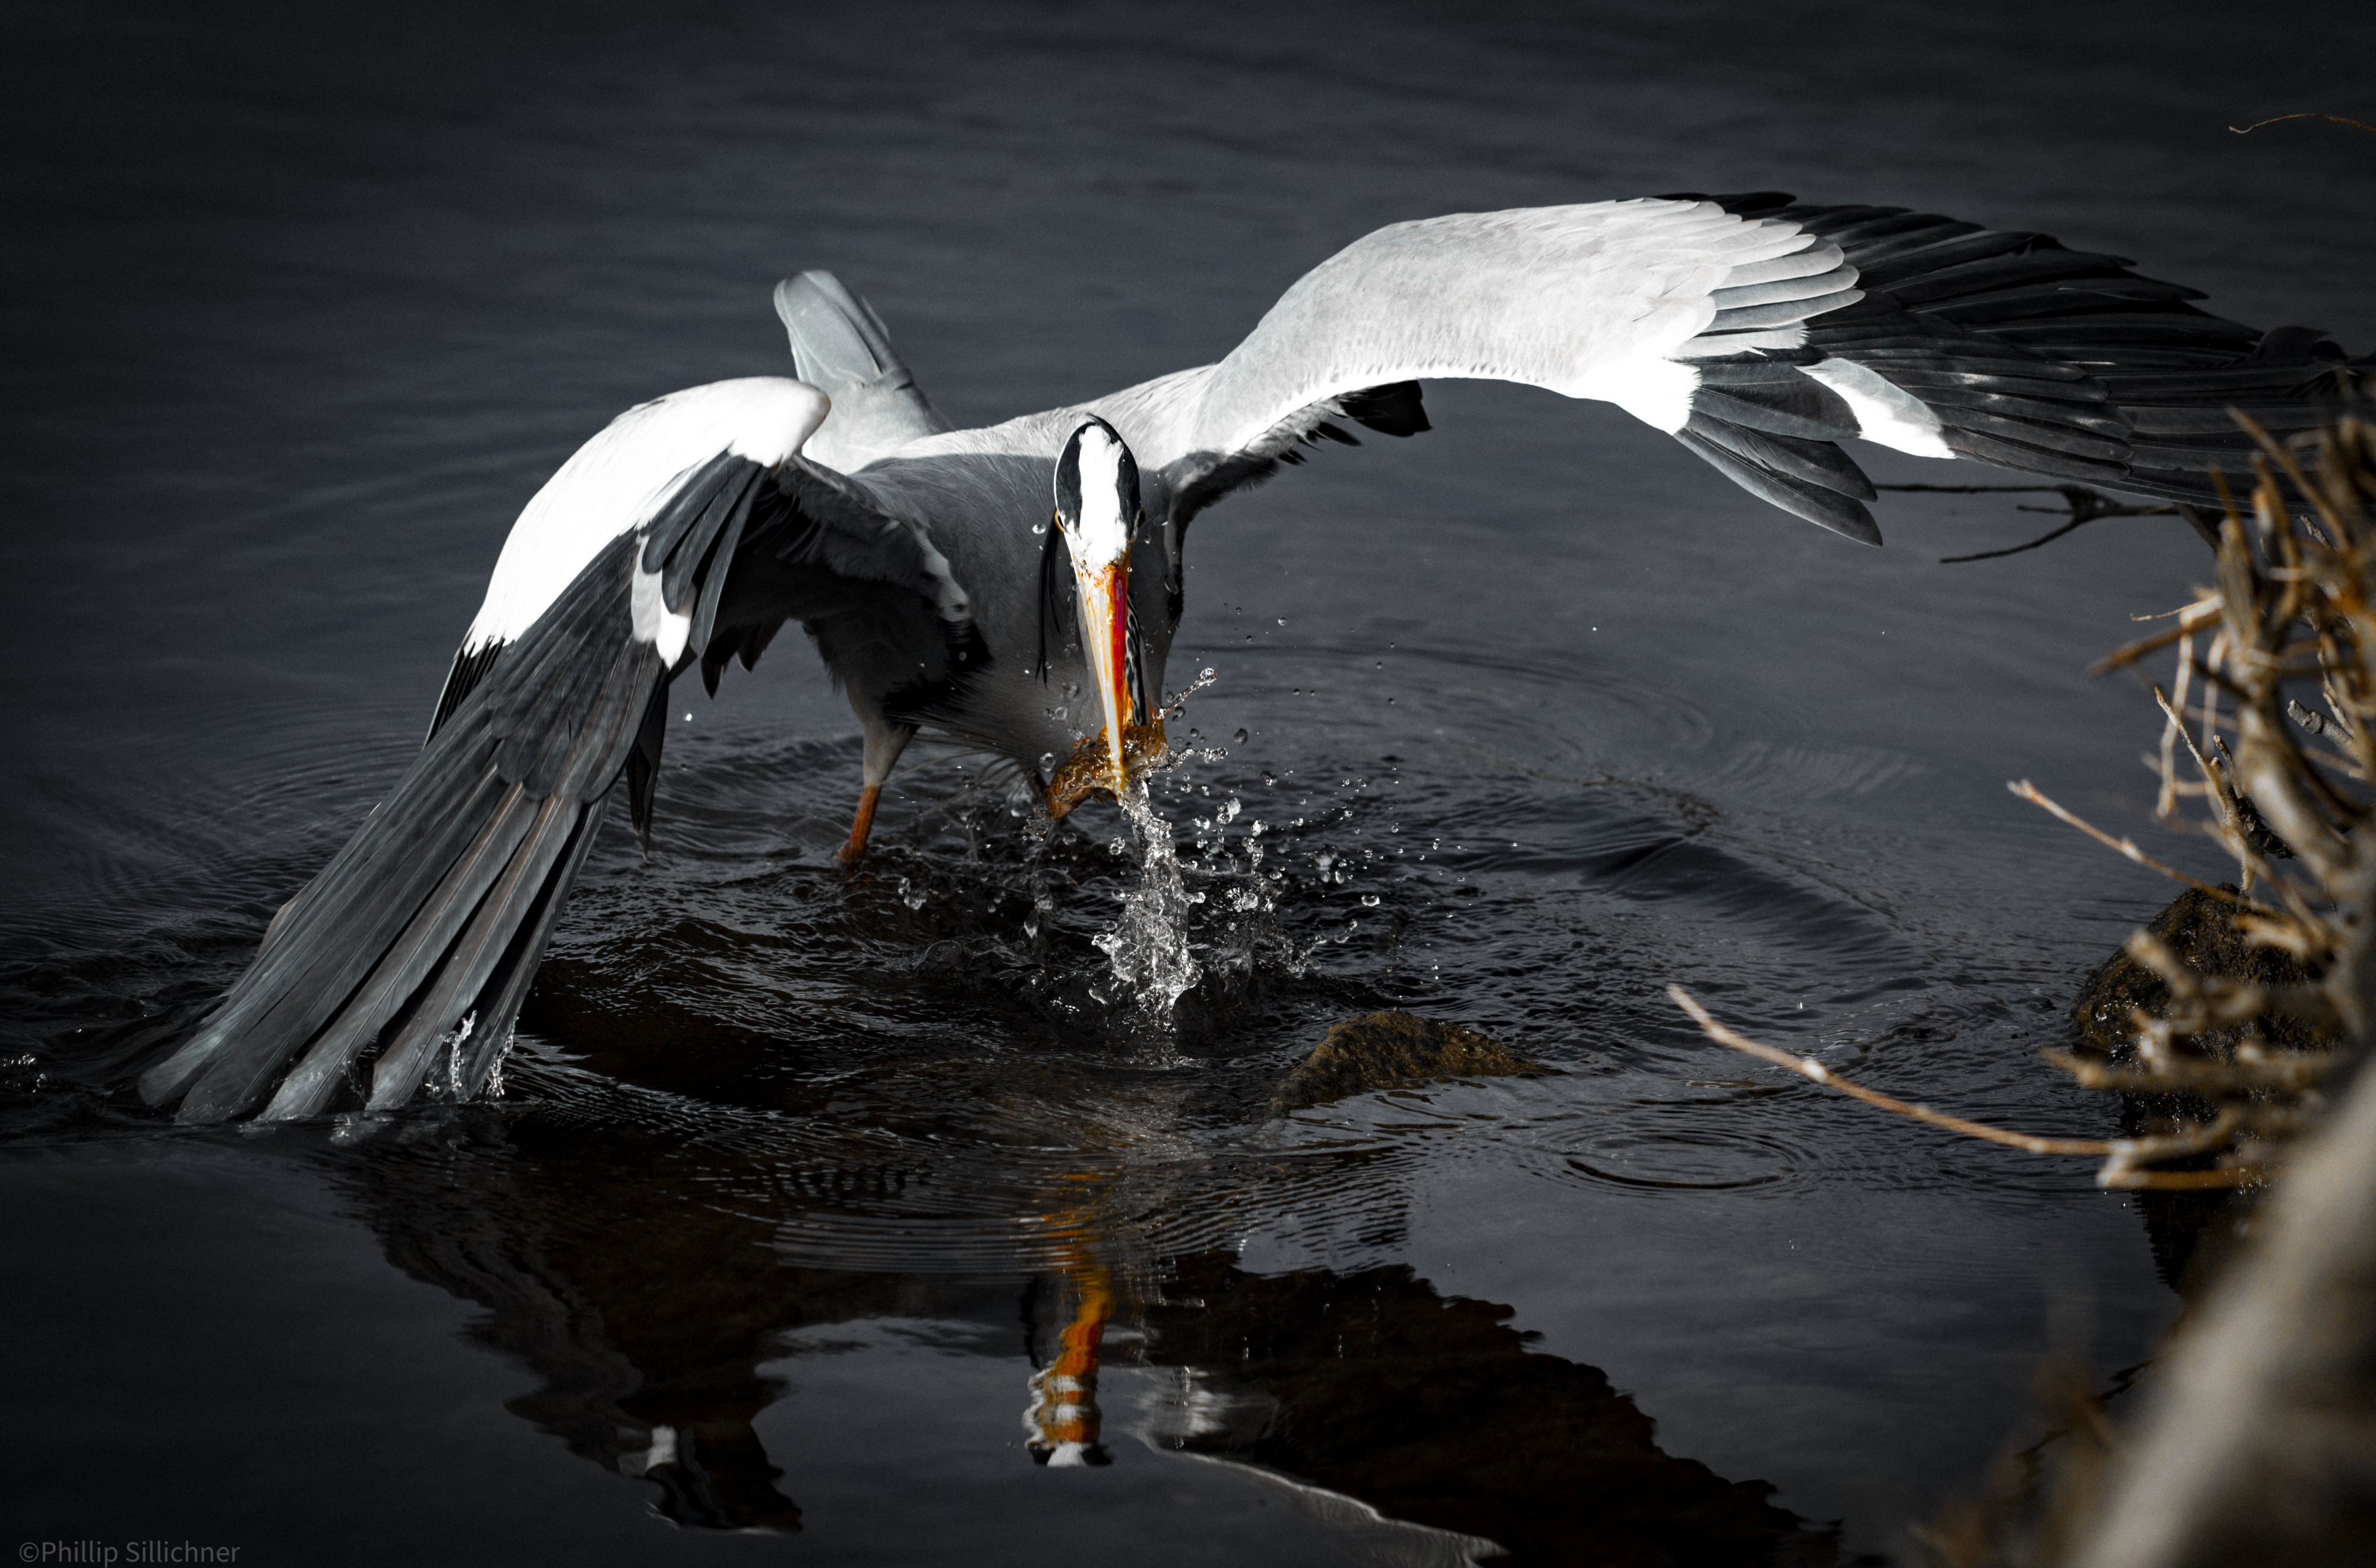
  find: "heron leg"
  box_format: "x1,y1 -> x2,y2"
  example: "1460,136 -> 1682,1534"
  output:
838,704 -> 915,866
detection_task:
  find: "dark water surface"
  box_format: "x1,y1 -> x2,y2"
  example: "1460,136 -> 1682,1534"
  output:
6,2 -> 2374,1562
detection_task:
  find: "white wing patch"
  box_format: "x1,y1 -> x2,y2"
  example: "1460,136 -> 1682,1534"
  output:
1801,359 -> 1954,459
1563,357 -> 1701,434
463,377 -> 828,652
628,553 -> 693,665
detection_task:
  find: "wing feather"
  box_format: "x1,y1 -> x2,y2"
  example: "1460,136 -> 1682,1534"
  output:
151,380 -> 912,1122
849,196 -> 2358,558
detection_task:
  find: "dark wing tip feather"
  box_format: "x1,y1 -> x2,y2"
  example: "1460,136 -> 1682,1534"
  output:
1673,426 -> 1882,544
1682,414 -> 1879,501
1690,365 -> 1861,441
1165,397 -> 1420,528
1732,199 -> 2366,511
1339,381 -> 1431,437
427,641 -> 503,742
626,680 -> 669,851
160,524 -> 672,1124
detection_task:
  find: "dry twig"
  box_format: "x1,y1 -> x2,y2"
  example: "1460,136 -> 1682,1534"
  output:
2229,112 -> 2376,137
1668,987 -> 2276,1188
1668,986 -> 2113,1156
1678,392 -> 2374,1196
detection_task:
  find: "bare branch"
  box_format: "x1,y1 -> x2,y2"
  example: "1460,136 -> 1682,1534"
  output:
1667,987 -> 2118,1157
2005,780 -> 2273,911
2229,111 -> 2376,136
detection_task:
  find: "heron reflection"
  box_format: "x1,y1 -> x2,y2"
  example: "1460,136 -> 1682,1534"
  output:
313,1081 -> 1847,1565
1023,1244 -> 1116,1468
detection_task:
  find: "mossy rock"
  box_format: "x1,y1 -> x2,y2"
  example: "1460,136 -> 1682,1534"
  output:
2069,884 -> 2333,1060
1271,1011 -> 1545,1114
2069,884 -> 2328,1299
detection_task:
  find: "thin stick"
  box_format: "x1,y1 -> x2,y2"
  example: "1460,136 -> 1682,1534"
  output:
1933,486 -> 2176,565
2091,600 -> 2222,675
1939,514 -> 2099,564
2230,112 -> 2376,137
2131,598 -> 2220,624
1876,483 -> 2077,494
2151,682 -> 2258,884
2158,652 -> 2191,820
2109,1166 -> 2271,1190
2006,780 -> 2272,911
1667,987 -> 2117,1155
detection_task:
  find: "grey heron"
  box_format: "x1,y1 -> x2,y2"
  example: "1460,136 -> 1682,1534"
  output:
141,191 -> 2357,1124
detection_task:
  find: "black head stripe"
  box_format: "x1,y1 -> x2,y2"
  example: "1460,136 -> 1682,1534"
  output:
1057,415 -> 1139,526
1111,441 -> 1140,519
1035,519 -> 1073,681
1054,440 -> 1084,526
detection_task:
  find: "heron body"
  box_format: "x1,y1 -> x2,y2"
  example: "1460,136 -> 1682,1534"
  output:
144,193 -> 2358,1123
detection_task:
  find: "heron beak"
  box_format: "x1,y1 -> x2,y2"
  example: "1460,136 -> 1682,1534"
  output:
1073,558 -> 1133,794
1044,416 -> 1159,819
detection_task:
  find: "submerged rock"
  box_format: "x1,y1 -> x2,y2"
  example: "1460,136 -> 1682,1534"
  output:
2069,884 -> 2334,1298
2069,884 -> 2332,1059
1271,1010 -> 1544,1114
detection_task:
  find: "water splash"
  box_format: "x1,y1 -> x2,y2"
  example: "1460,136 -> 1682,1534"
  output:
1091,783 -> 1203,1022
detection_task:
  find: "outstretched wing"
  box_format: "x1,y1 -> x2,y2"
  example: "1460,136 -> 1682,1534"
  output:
1028,197 -> 2352,544
772,270 -> 956,475
143,377 -> 975,1124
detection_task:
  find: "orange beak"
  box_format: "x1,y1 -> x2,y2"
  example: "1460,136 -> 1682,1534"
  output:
1071,559 -> 1135,795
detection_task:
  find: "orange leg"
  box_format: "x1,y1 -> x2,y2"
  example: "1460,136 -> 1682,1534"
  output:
836,701 -> 914,868
836,783 -> 882,866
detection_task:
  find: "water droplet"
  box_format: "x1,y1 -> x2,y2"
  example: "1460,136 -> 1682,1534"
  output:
1276,618 -> 1287,626
1233,728 -> 1249,745
1092,784 -> 1205,1022
1032,521 -> 1048,535
1360,893 -> 1380,907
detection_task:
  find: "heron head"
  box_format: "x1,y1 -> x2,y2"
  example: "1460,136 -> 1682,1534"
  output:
1047,417 -> 1156,808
